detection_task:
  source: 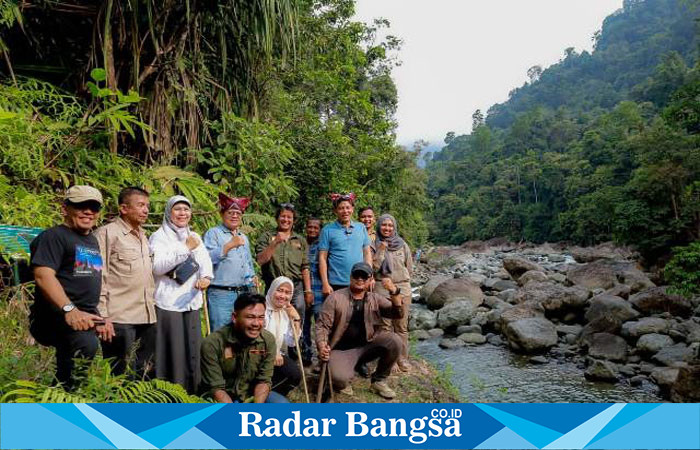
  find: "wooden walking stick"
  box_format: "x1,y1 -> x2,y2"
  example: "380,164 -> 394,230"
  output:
326,362 -> 335,403
316,361 -> 327,403
290,321 -> 310,403
202,289 -> 211,336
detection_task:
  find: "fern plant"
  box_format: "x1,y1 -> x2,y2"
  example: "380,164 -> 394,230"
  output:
1,357 -> 205,403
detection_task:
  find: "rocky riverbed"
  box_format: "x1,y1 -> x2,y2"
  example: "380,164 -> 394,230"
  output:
408,241 -> 700,402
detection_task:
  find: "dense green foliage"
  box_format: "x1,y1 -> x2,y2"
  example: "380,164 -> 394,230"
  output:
0,0 -> 428,246
665,241 -> 700,297
427,0 -> 700,261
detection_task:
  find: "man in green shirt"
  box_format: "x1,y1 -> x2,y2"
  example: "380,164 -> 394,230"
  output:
200,293 -> 289,403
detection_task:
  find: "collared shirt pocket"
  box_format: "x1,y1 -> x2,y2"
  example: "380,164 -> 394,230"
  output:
113,250 -> 139,276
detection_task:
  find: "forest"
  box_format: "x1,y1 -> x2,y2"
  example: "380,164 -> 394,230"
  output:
427,0 -> 700,265
0,0 -> 429,246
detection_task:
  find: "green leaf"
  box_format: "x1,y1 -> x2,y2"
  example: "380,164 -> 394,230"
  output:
90,68 -> 107,82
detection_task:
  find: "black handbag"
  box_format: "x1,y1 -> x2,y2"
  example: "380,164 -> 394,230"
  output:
169,254 -> 200,284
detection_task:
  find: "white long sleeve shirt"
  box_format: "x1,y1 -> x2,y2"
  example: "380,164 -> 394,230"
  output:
149,226 -> 214,312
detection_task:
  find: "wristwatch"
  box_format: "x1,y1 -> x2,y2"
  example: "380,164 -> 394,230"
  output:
390,287 -> 401,296
62,303 -> 76,314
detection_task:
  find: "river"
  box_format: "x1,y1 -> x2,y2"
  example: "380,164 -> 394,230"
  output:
416,340 -> 663,402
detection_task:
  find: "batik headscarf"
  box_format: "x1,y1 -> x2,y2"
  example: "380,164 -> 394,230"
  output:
265,276 -> 294,356
163,195 -> 192,241
372,214 -> 406,276
218,193 -> 251,213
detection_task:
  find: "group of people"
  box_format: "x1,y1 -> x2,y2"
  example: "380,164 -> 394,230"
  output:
29,185 -> 413,403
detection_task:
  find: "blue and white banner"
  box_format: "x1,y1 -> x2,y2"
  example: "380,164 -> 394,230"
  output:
2,403 -> 699,449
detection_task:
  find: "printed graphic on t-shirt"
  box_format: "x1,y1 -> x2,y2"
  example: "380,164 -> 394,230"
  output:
74,245 -> 103,276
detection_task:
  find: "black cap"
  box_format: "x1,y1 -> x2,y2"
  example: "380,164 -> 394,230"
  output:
350,262 -> 373,277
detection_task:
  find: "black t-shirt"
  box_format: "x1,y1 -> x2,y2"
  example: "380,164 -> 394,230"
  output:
335,299 -> 367,350
29,225 -> 102,319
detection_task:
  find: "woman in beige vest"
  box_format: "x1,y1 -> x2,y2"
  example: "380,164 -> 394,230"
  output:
371,214 -> 413,372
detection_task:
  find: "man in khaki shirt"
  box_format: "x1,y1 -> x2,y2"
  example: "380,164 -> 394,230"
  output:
96,187 -> 156,376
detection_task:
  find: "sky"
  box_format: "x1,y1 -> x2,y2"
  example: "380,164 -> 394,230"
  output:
353,0 -> 624,148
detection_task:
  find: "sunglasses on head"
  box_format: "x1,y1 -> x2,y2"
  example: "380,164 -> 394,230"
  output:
280,202 -> 295,210
66,200 -> 102,213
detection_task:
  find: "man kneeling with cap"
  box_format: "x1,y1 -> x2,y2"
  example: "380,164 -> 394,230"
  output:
29,186 -> 106,389
316,262 -> 403,399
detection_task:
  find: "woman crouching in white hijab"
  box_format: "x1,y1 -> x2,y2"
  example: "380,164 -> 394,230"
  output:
265,276 -> 302,397
149,195 -> 213,393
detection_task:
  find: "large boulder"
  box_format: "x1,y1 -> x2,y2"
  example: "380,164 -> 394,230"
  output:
651,367 -> 680,390
491,280 -> 518,292
504,317 -> 558,353
636,333 -> 674,355
670,363 -> 700,402
518,270 -> 549,286
408,307 -> 437,331
584,359 -> 619,381
427,278 -> 484,310
513,282 -> 589,313
571,244 -> 636,263
436,300 -> 477,330
420,274 -> 452,301
500,301 -> 545,327
677,320 -> 700,343
621,317 -> 670,339
458,333 -> 487,344
653,343 -> 695,367
587,332 -> 628,362
566,260 -> 654,292
585,294 -> 640,325
503,257 -> 544,281
567,261 -> 617,290
439,338 -> 466,349
629,287 -> 693,318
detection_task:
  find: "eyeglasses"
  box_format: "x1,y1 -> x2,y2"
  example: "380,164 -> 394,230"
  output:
344,226 -> 353,236
224,209 -> 242,217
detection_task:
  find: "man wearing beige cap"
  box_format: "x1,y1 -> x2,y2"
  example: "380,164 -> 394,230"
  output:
96,187 -> 156,378
29,185 -> 106,388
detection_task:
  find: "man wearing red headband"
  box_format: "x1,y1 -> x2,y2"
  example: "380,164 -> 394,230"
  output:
203,193 -> 258,332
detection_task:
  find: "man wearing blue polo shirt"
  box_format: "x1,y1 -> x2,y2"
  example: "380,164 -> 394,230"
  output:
319,193 -> 372,297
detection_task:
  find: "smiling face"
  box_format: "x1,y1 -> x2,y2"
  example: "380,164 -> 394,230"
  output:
272,282 -> 293,309
277,209 -> 294,232
120,194 -> 150,226
63,202 -> 101,234
170,202 -> 192,228
359,209 -> 375,231
334,200 -> 354,224
380,218 -> 395,238
233,303 -> 266,339
349,270 -> 370,294
221,208 -> 242,231
306,219 -> 321,239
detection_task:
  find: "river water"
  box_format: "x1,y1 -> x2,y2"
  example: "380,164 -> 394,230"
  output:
415,340 -> 663,402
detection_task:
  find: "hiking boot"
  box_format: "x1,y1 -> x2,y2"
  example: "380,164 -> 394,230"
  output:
339,385 -> 354,395
397,360 -> 412,372
370,381 -> 396,399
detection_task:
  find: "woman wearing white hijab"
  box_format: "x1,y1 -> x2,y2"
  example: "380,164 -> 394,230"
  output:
265,276 -> 302,397
149,195 -> 213,393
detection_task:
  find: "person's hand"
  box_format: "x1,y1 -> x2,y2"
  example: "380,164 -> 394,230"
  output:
65,310 -> 104,331
381,278 -> 396,293
231,234 -> 246,248
195,277 -> 211,290
319,343 -> 330,362
369,277 -> 376,291
322,283 -> 333,297
186,234 -> 200,251
285,304 -> 300,322
96,318 -> 115,342
274,354 -> 284,367
304,291 -> 314,307
273,232 -> 288,245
